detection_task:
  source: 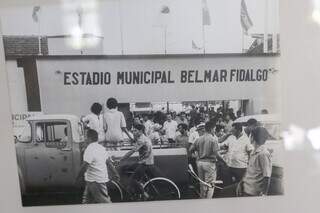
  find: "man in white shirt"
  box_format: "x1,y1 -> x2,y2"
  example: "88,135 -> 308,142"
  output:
103,98 -> 133,148
82,102 -> 105,142
220,123 -> 253,184
76,129 -> 119,203
163,113 -> 178,144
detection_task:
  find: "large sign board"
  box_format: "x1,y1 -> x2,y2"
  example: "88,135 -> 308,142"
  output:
36,56 -> 280,115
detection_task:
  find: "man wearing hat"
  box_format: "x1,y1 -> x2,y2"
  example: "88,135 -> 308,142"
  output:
187,123 -> 205,176
189,121 -> 219,199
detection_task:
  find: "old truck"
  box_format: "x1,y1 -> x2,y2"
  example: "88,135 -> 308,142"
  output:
15,114 -> 189,196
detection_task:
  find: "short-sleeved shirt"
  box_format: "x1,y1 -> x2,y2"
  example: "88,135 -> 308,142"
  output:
222,133 -> 253,168
144,120 -> 154,136
82,113 -> 105,141
175,133 -> 190,154
163,120 -> 178,139
243,145 -> 272,196
193,133 -> 219,162
134,134 -> 154,165
83,142 -> 109,183
188,127 -> 199,144
104,109 -> 126,142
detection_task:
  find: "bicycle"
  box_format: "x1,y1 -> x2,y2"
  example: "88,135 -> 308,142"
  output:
107,158 -> 181,202
187,164 -> 223,198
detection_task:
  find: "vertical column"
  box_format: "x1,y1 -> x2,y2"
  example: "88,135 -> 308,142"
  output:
17,58 -> 41,111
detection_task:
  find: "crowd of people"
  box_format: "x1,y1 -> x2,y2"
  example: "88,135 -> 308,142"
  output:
77,97 -> 274,203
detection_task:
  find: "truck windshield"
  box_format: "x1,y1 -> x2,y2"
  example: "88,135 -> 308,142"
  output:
263,123 -> 281,140
17,123 -> 31,142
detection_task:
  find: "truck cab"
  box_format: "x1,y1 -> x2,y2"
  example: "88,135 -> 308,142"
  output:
15,115 -> 85,194
15,114 -> 189,195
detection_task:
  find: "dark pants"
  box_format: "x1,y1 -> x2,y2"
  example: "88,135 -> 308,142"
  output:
168,138 -> 175,144
229,167 -> 246,183
82,181 -> 111,203
218,182 -> 254,198
219,166 -> 247,186
188,156 -> 198,174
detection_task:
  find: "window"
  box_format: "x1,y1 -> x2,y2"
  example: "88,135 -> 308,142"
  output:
263,123 -> 281,140
17,122 -> 31,142
78,122 -> 84,139
35,122 -> 69,146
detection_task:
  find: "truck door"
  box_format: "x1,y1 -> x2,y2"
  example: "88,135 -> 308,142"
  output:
24,120 -> 74,190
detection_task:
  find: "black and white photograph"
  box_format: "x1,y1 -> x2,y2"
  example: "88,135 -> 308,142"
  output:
0,0 -> 283,207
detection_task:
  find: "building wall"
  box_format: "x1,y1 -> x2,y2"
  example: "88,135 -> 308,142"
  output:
17,55 -> 282,116
5,60 -> 28,112
47,37 -> 103,55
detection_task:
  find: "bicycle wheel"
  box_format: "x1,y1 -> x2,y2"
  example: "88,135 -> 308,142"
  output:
143,177 -> 181,201
107,180 -> 123,202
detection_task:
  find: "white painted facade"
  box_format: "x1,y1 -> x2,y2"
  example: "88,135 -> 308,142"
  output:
5,60 -> 28,113
47,36 -> 104,55
3,55 -> 281,117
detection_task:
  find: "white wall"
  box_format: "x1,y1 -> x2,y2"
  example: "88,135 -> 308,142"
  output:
5,60 -> 28,112
47,37 -> 104,55
32,56 -> 280,116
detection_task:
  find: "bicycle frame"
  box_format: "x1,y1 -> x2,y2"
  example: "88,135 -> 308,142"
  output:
109,158 -> 181,202
188,164 -> 223,190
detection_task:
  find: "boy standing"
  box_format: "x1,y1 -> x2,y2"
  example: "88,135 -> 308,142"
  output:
239,127 -> 272,196
104,97 -> 133,148
81,102 -> 105,142
76,129 -> 118,204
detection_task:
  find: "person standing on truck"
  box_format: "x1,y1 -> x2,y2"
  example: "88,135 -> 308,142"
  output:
103,98 -> 133,149
189,121 -> 219,199
76,129 -> 119,204
81,102 -> 105,142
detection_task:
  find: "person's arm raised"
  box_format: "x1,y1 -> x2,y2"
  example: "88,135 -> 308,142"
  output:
121,127 -> 134,141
